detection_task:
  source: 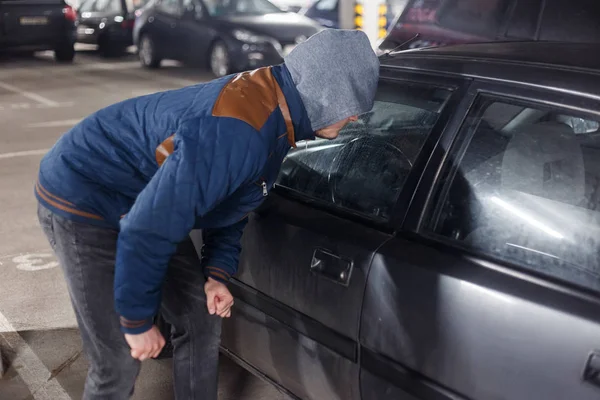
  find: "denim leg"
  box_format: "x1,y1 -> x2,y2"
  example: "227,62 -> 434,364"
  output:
37,205 -> 140,400
161,238 -> 223,400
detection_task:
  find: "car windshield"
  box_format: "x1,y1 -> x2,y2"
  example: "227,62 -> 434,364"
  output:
204,0 -> 282,16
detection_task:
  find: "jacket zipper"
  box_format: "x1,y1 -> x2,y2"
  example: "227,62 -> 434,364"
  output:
261,181 -> 268,197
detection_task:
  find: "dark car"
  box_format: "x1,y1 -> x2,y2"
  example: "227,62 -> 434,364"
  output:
133,0 -> 322,76
76,0 -> 147,56
184,42 -> 600,400
0,0 -> 76,61
378,0 -> 600,52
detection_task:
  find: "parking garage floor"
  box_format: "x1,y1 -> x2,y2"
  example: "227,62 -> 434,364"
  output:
0,48 -> 289,400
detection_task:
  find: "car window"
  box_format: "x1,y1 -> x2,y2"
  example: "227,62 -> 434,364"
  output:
204,0 -> 281,16
427,95 -> 600,293
315,0 -> 336,11
125,0 -> 150,12
79,0 -> 122,12
436,0 -> 511,37
157,0 -> 181,15
276,81 -> 452,222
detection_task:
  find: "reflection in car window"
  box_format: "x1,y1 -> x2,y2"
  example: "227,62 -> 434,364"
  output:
276,81 -> 452,222
157,0 -> 180,15
204,0 -> 281,16
80,0 -> 122,12
315,0 -> 336,11
428,96 -> 600,293
436,0 -> 510,36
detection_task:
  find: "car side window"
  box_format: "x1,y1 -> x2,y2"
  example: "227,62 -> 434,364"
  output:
276,80 -> 452,222
157,0 -> 181,15
427,95 -> 600,292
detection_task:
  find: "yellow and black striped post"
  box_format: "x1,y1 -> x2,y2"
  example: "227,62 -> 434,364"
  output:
354,0 -> 388,44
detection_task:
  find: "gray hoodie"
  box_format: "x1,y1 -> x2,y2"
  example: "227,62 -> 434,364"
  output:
284,29 -> 380,132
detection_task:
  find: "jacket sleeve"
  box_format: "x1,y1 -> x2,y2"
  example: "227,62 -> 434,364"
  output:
114,118 -> 266,334
201,217 -> 248,283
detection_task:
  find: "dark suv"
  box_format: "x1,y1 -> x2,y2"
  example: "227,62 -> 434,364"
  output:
0,0 -> 77,61
204,41 -> 600,400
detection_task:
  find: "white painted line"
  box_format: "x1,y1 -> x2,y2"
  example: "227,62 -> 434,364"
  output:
0,311 -> 70,399
26,119 -> 81,128
0,149 -> 49,160
0,81 -> 60,107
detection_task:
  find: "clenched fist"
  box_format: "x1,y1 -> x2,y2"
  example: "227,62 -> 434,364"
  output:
125,325 -> 166,361
205,277 -> 234,318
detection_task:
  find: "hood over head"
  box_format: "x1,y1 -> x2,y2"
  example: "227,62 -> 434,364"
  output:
283,29 -> 380,132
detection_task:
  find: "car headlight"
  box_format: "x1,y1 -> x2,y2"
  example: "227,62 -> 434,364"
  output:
232,29 -> 274,44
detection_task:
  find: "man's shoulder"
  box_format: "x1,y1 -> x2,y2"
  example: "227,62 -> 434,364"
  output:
211,67 -> 279,132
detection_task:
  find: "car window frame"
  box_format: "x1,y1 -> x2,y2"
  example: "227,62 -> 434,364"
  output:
272,68 -> 469,232
406,77 -> 600,298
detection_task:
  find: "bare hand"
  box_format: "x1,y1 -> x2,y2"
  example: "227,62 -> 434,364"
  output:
125,325 -> 166,361
205,277 -> 234,318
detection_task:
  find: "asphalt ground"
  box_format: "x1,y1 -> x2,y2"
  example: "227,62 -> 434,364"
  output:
0,47 -> 289,400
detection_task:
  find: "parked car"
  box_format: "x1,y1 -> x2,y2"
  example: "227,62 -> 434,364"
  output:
76,0 -> 147,57
0,0 -> 77,61
133,0 -> 322,76
180,41 -> 600,400
378,0 -> 600,52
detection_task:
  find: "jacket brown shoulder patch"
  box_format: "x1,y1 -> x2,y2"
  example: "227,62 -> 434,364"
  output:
156,134 -> 175,166
212,67 -> 278,131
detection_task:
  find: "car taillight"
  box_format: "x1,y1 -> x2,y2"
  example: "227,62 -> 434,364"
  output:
63,5 -> 77,22
121,19 -> 135,29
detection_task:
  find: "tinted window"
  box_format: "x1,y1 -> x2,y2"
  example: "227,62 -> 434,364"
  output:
79,0 -> 122,12
315,0 -> 336,11
436,0 -> 511,36
428,96 -> 600,292
538,0 -> 600,43
276,81 -> 452,222
204,0 -> 281,16
157,0 -> 180,15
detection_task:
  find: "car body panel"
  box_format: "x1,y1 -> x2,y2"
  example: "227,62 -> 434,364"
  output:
0,0 -> 75,50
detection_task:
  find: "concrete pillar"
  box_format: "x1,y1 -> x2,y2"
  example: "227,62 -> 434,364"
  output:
338,0 -> 356,30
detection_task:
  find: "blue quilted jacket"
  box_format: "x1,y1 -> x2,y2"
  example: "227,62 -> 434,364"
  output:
35,64 -> 315,333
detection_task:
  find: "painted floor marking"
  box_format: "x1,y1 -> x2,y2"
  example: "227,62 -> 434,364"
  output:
0,82 -> 59,107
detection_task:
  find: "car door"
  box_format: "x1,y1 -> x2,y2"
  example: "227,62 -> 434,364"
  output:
150,0 -> 183,58
176,0 -> 214,64
361,79 -> 600,399
220,69 -> 467,400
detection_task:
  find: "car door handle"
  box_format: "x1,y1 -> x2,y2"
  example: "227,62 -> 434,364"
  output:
310,248 -> 353,286
170,22 -> 176,28
583,351 -> 600,388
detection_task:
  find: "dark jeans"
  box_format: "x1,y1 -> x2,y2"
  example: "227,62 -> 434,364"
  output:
37,204 -> 222,400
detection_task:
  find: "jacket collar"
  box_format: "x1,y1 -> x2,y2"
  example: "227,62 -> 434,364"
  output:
271,64 -> 315,146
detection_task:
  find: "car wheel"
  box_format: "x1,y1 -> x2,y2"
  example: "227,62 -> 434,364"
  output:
139,34 -> 161,69
54,43 -> 75,63
209,41 -> 230,78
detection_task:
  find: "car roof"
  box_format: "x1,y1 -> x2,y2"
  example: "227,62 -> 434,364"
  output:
380,41 -> 600,101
